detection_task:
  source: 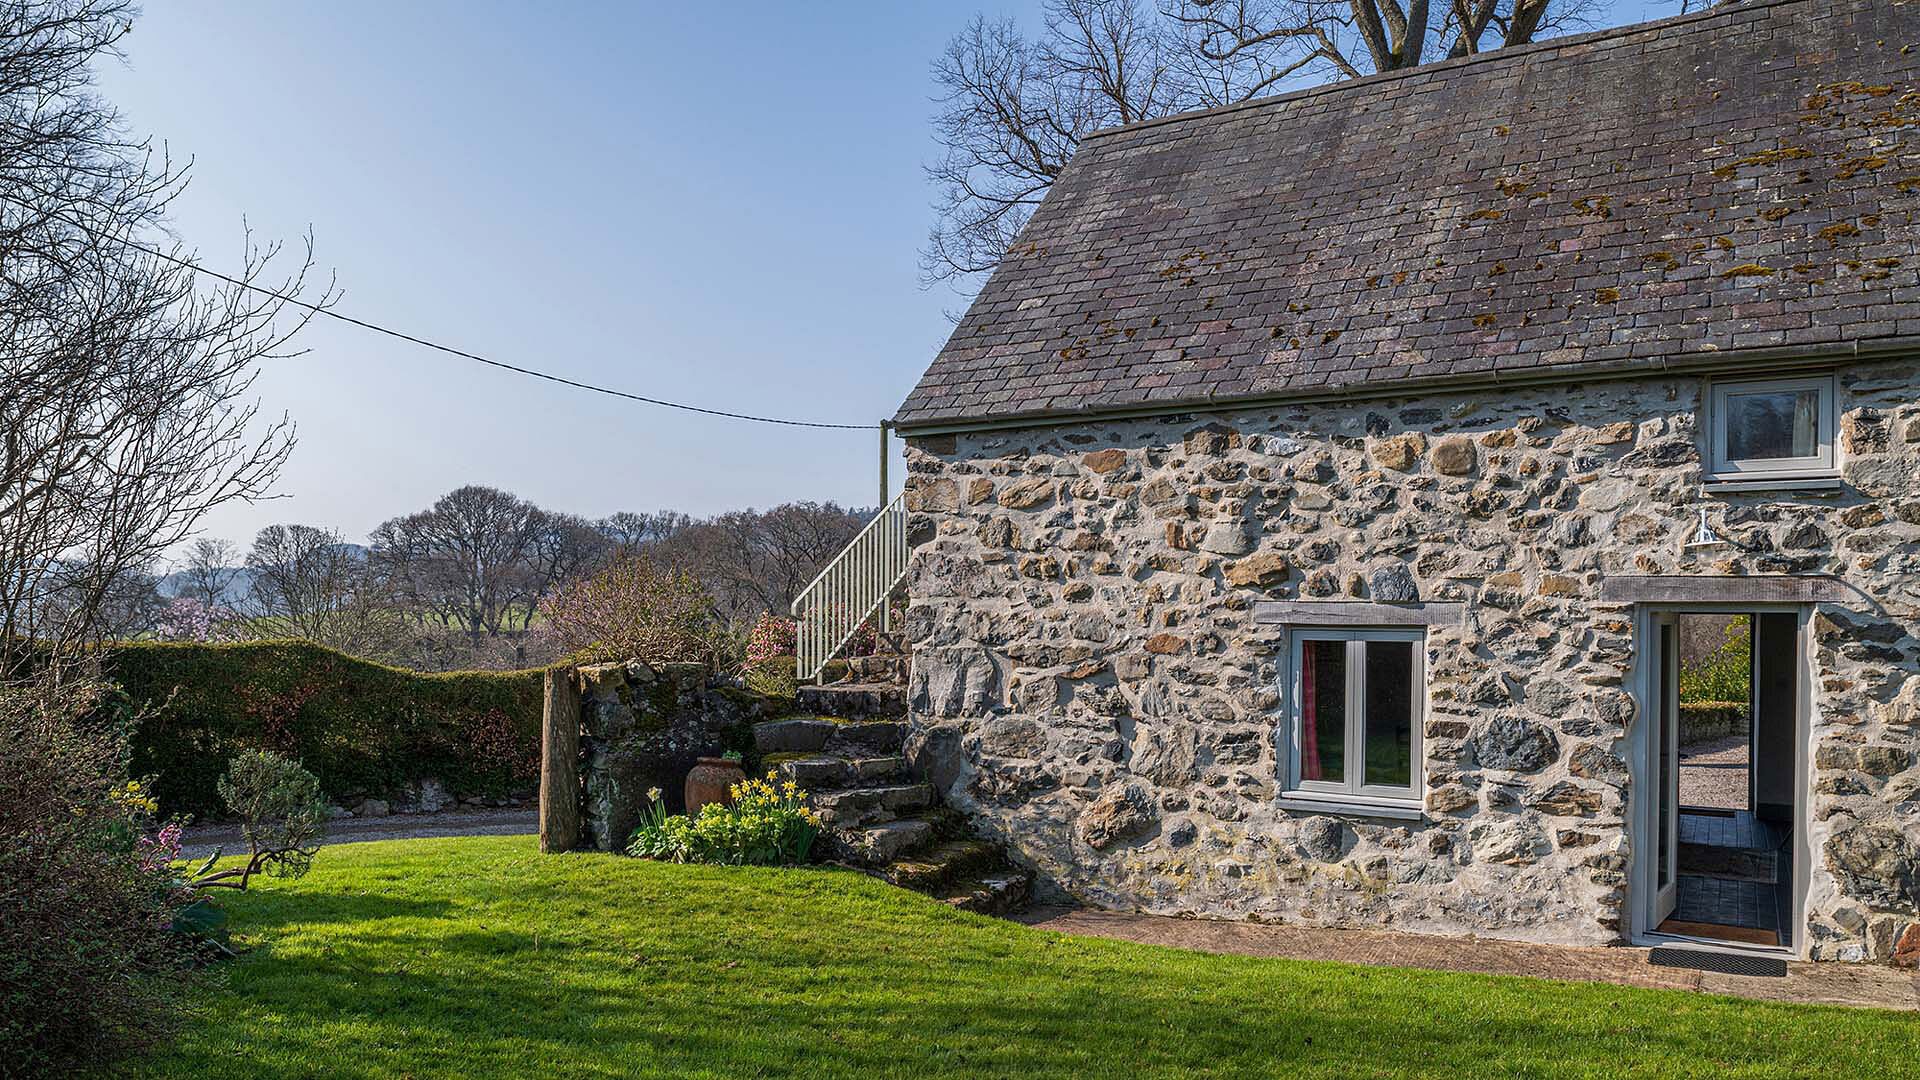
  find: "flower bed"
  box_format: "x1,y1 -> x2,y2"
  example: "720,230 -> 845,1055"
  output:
627,771 -> 820,865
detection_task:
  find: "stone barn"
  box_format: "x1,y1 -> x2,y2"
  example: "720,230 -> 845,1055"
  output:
889,0 -> 1920,963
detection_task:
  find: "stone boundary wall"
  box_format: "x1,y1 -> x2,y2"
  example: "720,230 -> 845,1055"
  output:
1679,702 -> 1752,745
901,359 -> 1920,962
574,660 -> 787,852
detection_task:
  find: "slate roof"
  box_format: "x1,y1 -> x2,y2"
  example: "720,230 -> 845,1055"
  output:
895,0 -> 1920,430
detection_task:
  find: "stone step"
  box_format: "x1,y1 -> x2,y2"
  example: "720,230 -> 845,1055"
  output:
834,817 -> 936,866
798,683 -> 907,721
1678,842 -> 1780,884
883,839 -> 1003,892
840,653 -> 910,686
825,720 -> 908,756
811,783 -> 935,829
772,754 -> 909,791
936,867 -> 1032,916
752,718 -> 906,756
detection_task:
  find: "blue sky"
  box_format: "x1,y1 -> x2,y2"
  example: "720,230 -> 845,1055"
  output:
95,2 -> 1677,553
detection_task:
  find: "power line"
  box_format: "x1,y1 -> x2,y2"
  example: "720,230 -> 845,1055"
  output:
0,191 -> 876,431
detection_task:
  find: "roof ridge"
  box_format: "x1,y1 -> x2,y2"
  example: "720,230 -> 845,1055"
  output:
1081,0 -> 1812,144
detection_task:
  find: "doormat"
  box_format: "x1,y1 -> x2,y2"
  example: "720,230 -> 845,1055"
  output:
1649,946 -> 1788,978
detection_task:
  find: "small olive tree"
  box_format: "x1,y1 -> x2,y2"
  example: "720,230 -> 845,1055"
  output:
193,750 -> 327,890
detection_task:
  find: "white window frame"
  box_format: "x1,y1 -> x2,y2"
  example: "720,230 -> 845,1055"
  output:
1279,628 -> 1426,813
1706,374 -> 1838,483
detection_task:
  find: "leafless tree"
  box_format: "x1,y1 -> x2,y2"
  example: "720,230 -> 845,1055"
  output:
0,0 -> 331,677
35,561 -> 163,640
1169,0 -> 1590,77
242,524 -> 403,658
529,512 -> 612,601
368,485 -> 554,638
175,537 -> 243,609
596,510 -> 692,556
925,0 -> 1600,286
657,502 -> 868,623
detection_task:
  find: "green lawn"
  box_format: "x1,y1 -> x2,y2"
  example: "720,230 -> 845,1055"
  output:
131,837 -> 1917,1079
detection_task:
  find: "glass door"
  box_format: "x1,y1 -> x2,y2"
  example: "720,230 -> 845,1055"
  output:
1653,612 -> 1680,927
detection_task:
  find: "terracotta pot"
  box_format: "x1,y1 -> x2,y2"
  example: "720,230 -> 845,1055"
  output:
685,757 -> 746,817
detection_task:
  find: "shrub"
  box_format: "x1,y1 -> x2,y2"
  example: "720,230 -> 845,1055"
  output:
197,750 -> 327,889
106,640 -> 546,817
742,613 -> 798,698
0,675 -> 194,1074
744,613 -> 796,666
1680,616 -> 1752,704
627,771 -> 819,866
540,555 -> 727,667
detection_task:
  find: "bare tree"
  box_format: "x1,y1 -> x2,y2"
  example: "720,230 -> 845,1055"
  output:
176,537 -> 242,609
243,524 -> 403,657
369,485 -> 551,639
596,510 -> 692,556
925,0 -> 1600,286
657,502 -> 868,623
1170,0 -> 1588,76
0,1 -> 331,676
926,1 -> 1216,284
528,512 -> 612,602
35,561 -> 163,640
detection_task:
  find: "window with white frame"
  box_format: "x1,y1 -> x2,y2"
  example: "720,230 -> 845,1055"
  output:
1283,628 -> 1424,807
1707,374 -> 1837,482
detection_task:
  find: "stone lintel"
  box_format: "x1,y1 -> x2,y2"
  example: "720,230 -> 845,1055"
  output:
1596,575 -> 1850,605
1252,601 -> 1466,627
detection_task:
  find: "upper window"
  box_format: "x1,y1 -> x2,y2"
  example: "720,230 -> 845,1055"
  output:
1283,629 -> 1424,808
1707,375 -> 1837,482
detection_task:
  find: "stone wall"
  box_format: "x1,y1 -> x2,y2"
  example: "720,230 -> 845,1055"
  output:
901,359 -> 1920,961
1678,703 -> 1751,745
575,660 -> 786,852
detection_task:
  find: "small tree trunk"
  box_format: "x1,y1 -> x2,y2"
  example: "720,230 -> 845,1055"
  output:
538,667 -> 581,853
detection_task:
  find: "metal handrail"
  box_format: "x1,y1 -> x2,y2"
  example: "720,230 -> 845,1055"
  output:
791,492 -> 908,683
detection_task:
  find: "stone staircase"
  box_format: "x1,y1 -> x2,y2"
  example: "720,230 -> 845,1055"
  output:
754,684 -> 1030,915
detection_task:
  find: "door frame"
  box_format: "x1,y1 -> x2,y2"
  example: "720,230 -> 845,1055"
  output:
1625,602 -> 1812,957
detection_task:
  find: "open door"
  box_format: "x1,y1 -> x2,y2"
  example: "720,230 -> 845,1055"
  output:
1652,612 -> 1680,927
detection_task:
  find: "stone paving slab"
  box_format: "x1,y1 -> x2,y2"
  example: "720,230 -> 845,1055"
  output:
1017,906 -> 1919,1012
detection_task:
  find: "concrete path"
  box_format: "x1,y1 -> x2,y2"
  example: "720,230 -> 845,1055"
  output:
179,808 -> 535,861
1018,906 -> 1919,1011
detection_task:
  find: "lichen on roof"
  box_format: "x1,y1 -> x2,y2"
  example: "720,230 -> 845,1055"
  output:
896,0 -> 1920,429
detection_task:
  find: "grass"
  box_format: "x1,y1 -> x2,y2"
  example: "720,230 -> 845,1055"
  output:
130,837 -> 1918,1080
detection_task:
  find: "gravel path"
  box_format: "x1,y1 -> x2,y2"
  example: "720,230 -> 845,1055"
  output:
179,808 -> 535,861
1680,734 -> 1751,810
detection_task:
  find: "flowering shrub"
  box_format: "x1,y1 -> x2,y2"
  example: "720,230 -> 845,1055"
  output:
540,555 -> 726,667
744,613 -> 796,666
627,771 -> 820,866
797,596 -> 906,660
742,613 -> 798,697
152,596 -> 239,642
0,675 -> 195,1073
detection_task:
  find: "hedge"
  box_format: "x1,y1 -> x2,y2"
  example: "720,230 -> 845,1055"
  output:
105,640 -> 549,818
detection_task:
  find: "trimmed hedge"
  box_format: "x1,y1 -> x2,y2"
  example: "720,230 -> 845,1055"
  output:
106,640 -> 548,818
